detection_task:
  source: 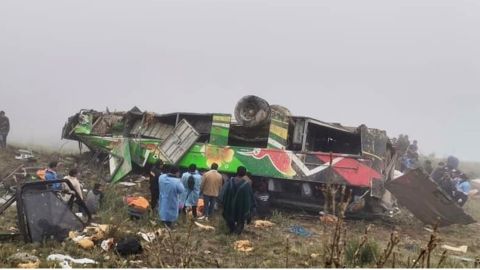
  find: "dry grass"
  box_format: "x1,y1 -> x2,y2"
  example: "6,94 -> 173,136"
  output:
1,148 -> 480,268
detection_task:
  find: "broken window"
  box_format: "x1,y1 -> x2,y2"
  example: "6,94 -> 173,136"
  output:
228,124 -> 269,148
304,120 -> 361,155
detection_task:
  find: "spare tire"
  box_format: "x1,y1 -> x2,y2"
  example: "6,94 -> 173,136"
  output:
234,95 -> 271,127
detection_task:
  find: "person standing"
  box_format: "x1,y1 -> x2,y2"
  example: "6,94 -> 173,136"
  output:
0,111 -> 9,149
423,160 -> 433,175
158,166 -> 184,228
149,160 -> 163,209
199,163 -> 223,221
221,166 -> 254,235
180,164 -> 202,218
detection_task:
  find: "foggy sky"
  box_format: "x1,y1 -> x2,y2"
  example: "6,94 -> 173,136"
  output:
1,0 -> 479,161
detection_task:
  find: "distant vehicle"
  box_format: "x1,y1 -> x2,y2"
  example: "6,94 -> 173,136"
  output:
62,95 -> 398,214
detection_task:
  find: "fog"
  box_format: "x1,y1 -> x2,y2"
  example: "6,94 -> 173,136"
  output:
1,0 -> 479,161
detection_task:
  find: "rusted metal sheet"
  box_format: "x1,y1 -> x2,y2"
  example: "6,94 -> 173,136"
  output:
385,168 -> 475,227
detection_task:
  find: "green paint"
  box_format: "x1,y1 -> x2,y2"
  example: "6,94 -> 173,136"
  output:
209,114 -> 231,146
74,113 -> 93,135
110,138 -> 132,183
72,115 -> 298,182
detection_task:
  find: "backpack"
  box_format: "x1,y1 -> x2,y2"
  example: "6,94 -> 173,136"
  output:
187,175 -> 195,191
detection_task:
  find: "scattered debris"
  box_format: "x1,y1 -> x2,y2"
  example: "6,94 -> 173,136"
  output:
46,254 -> 97,268
129,260 -> 143,265
138,232 -> 156,243
386,168 -> 476,226
310,253 -> 320,259
18,260 -> 40,269
118,182 -> 136,187
234,240 -> 254,252
253,220 -> 275,228
288,225 -> 312,237
84,223 -> 110,241
125,196 -> 150,219
101,238 -> 115,251
14,149 -> 35,160
133,176 -> 148,183
319,213 -> 338,225
6,180 -> 91,242
194,221 -> 215,231
115,237 -> 143,257
77,238 -> 95,249
424,226 -> 434,233
7,252 -> 40,268
448,255 -> 476,263
441,244 -> 468,253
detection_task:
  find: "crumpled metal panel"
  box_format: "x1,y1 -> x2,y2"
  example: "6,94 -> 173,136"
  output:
109,138 -> 132,183
159,119 -> 200,164
385,168 -> 475,227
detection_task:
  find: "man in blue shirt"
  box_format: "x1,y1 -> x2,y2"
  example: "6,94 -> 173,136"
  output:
455,173 -> 471,207
158,166 -> 184,228
44,161 -> 62,190
180,164 -> 202,219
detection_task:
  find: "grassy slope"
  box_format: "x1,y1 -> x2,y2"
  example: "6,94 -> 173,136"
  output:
0,148 -> 479,268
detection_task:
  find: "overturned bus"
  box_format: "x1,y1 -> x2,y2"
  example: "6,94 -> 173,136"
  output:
62,95 -> 398,215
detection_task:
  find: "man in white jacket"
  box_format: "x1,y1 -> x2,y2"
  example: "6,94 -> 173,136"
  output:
63,168 -> 83,200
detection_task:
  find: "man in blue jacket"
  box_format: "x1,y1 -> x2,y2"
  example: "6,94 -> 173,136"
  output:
158,166 -> 184,228
45,161 -> 62,190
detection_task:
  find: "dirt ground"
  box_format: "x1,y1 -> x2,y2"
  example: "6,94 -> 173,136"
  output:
0,147 -> 479,268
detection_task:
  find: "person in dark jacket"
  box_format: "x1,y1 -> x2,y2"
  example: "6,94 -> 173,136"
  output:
423,160 -> 433,175
220,166 -> 254,235
85,183 -> 104,214
149,160 -> 163,209
0,111 -> 9,149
